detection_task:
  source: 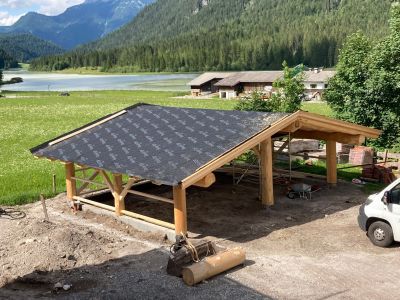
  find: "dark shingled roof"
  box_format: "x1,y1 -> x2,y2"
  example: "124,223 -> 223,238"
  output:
31,104 -> 289,186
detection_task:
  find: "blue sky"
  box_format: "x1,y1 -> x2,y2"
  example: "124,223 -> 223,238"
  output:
0,0 -> 85,25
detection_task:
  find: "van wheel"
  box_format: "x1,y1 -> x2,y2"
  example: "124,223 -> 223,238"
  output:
367,221 -> 394,247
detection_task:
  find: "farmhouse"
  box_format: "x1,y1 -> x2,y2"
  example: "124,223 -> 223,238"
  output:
215,71 -> 283,99
31,104 -> 380,240
303,69 -> 336,100
187,72 -> 232,96
189,69 -> 336,100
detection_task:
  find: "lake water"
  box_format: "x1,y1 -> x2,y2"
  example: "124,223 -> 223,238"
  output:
2,70 -> 197,92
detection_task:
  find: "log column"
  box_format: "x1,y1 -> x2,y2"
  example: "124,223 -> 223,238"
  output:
260,137 -> 274,207
173,185 -> 187,237
65,162 -> 76,200
113,174 -> 124,216
326,140 -> 337,185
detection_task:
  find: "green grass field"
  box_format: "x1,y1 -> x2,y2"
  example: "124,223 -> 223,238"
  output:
0,91 -> 341,205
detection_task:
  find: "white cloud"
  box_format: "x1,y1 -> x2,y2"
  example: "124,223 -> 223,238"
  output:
0,11 -> 22,26
0,0 -> 86,16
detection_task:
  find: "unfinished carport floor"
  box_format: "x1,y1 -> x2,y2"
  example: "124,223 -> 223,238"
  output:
1,180 -> 399,299
87,174 -> 365,242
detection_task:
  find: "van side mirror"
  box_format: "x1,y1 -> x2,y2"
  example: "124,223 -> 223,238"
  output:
382,191 -> 391,205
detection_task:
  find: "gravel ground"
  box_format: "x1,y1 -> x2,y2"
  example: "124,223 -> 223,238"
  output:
0,179 -> 399,299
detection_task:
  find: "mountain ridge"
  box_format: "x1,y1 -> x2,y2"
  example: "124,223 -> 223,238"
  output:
0,0 -> 155,50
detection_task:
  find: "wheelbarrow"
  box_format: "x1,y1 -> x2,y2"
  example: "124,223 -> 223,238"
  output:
286,183 -> 321,200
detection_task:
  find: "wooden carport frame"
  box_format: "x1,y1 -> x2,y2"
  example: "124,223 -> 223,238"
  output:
60,111 -> 380,239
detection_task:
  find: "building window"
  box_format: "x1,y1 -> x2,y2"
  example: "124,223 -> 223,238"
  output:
324,84 -> 328,89
310,84 -> 317,89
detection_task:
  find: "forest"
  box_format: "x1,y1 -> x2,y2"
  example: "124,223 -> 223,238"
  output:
0,33 -> 64,63
30,0 -> 392,72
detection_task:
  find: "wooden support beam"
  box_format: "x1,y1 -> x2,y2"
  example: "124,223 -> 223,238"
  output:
173,185 -> 187,236
292,130 -> 365,145
76,171 -> 100,195
326,140 -> 337,185
113,174 -> 124,216
260,137 -> 274,207
126,190 -> 173,204
282,120 -> 302,133
100,170 -> 114,193
65,162 -> 76,200
192,173 -> 216,188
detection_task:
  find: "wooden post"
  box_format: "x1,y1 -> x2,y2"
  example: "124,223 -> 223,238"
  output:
65,162 -> 76,200
173,185 -> 187,237
326,140 -> 337,185
113,174 -> 124,216
260,137 -> 274,207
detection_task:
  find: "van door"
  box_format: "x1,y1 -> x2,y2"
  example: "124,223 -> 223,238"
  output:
388,182 -> 400,240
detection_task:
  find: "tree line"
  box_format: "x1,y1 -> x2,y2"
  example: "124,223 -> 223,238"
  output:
30,0 -> 392,72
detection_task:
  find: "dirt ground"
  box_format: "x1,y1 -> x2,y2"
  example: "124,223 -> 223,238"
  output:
1,175 -> 399,299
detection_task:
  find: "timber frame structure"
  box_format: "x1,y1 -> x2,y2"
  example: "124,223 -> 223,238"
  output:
31,105 -> 380,239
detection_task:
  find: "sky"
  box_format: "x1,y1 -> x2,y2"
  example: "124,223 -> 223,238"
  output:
0,0 -> 85,26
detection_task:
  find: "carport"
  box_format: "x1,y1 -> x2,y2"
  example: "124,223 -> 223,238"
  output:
31,104 -> 380,239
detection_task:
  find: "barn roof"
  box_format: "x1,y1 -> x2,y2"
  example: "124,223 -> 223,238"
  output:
215,71 -> 283,87
304,70 -> 336,82
187,72 -> 233,86
31,104 -> 288,186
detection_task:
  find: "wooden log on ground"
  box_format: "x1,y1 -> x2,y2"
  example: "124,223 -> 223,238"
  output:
182,247 -> 246,286
167,240 -> 216,277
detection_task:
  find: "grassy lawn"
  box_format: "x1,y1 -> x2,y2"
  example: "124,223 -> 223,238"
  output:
0,90 -> 240,205
0,92 -> 357,205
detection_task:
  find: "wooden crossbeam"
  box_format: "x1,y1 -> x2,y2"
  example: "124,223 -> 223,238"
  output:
126,190 -> 173,204
292,130 -> 365,145
72,176 -> 107,188
76,170 -> 101,195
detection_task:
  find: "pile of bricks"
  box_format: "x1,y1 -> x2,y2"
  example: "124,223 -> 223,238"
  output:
362,165 -> 397,184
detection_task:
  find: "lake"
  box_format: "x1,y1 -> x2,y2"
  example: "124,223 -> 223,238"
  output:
2,70 -> 197,92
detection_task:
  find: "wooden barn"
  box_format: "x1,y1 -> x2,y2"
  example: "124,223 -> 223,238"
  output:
31,104 -> 380,239
187,72 -> 232,96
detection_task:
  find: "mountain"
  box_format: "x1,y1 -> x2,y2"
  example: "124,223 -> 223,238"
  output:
0,33 -> 64,62
31,0 -> 392,72
0,0 -> 155,50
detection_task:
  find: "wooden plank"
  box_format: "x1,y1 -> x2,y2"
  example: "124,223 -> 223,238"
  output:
113,174 -> 124,216
126,190 -> 174,204
298,111 -> 381,138
72,176 -> 107,188
326,140 -> 337,184
377,152 -> 400,160
100,170 -> 114,193
76,171 -> 101,195
49,110 -> 127,146
120,177 -> 138,200
293,130 -> 365,145
121,210 -> 175,230
73,195 -> 115,212
260,137 -> 274,206
180,113 -> 299,189
192,173 -> 216,188
173,185 -> 187,236
65,162 -> 76,200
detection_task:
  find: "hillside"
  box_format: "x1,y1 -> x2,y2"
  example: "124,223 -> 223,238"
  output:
0,0 -> 155,50
0,49 -> 18,69
31,0 -> 392,72
0,33 -> 64,62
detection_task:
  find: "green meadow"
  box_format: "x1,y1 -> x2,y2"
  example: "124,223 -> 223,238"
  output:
0,90 -> 331,205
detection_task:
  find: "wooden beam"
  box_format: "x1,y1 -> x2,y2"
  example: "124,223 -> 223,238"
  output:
293,130 -> 365,145
49,110 -> 127,146
76,170 -> 101,195
173,185 -> 187,236
192,173 -> 216,188
100,170 -> 114,193
260,137 -> 274,207
281,120 -> 302,133
65,162 -> 76,200
126,190 -> 173,204
121,210 -> 175,230
326,140 -> 337,185
113,174 -> 124,216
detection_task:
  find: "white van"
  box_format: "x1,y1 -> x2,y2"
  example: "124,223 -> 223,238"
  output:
358,178 -> 400,247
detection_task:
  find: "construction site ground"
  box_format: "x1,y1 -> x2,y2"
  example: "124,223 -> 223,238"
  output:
1,175 -> 399,299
